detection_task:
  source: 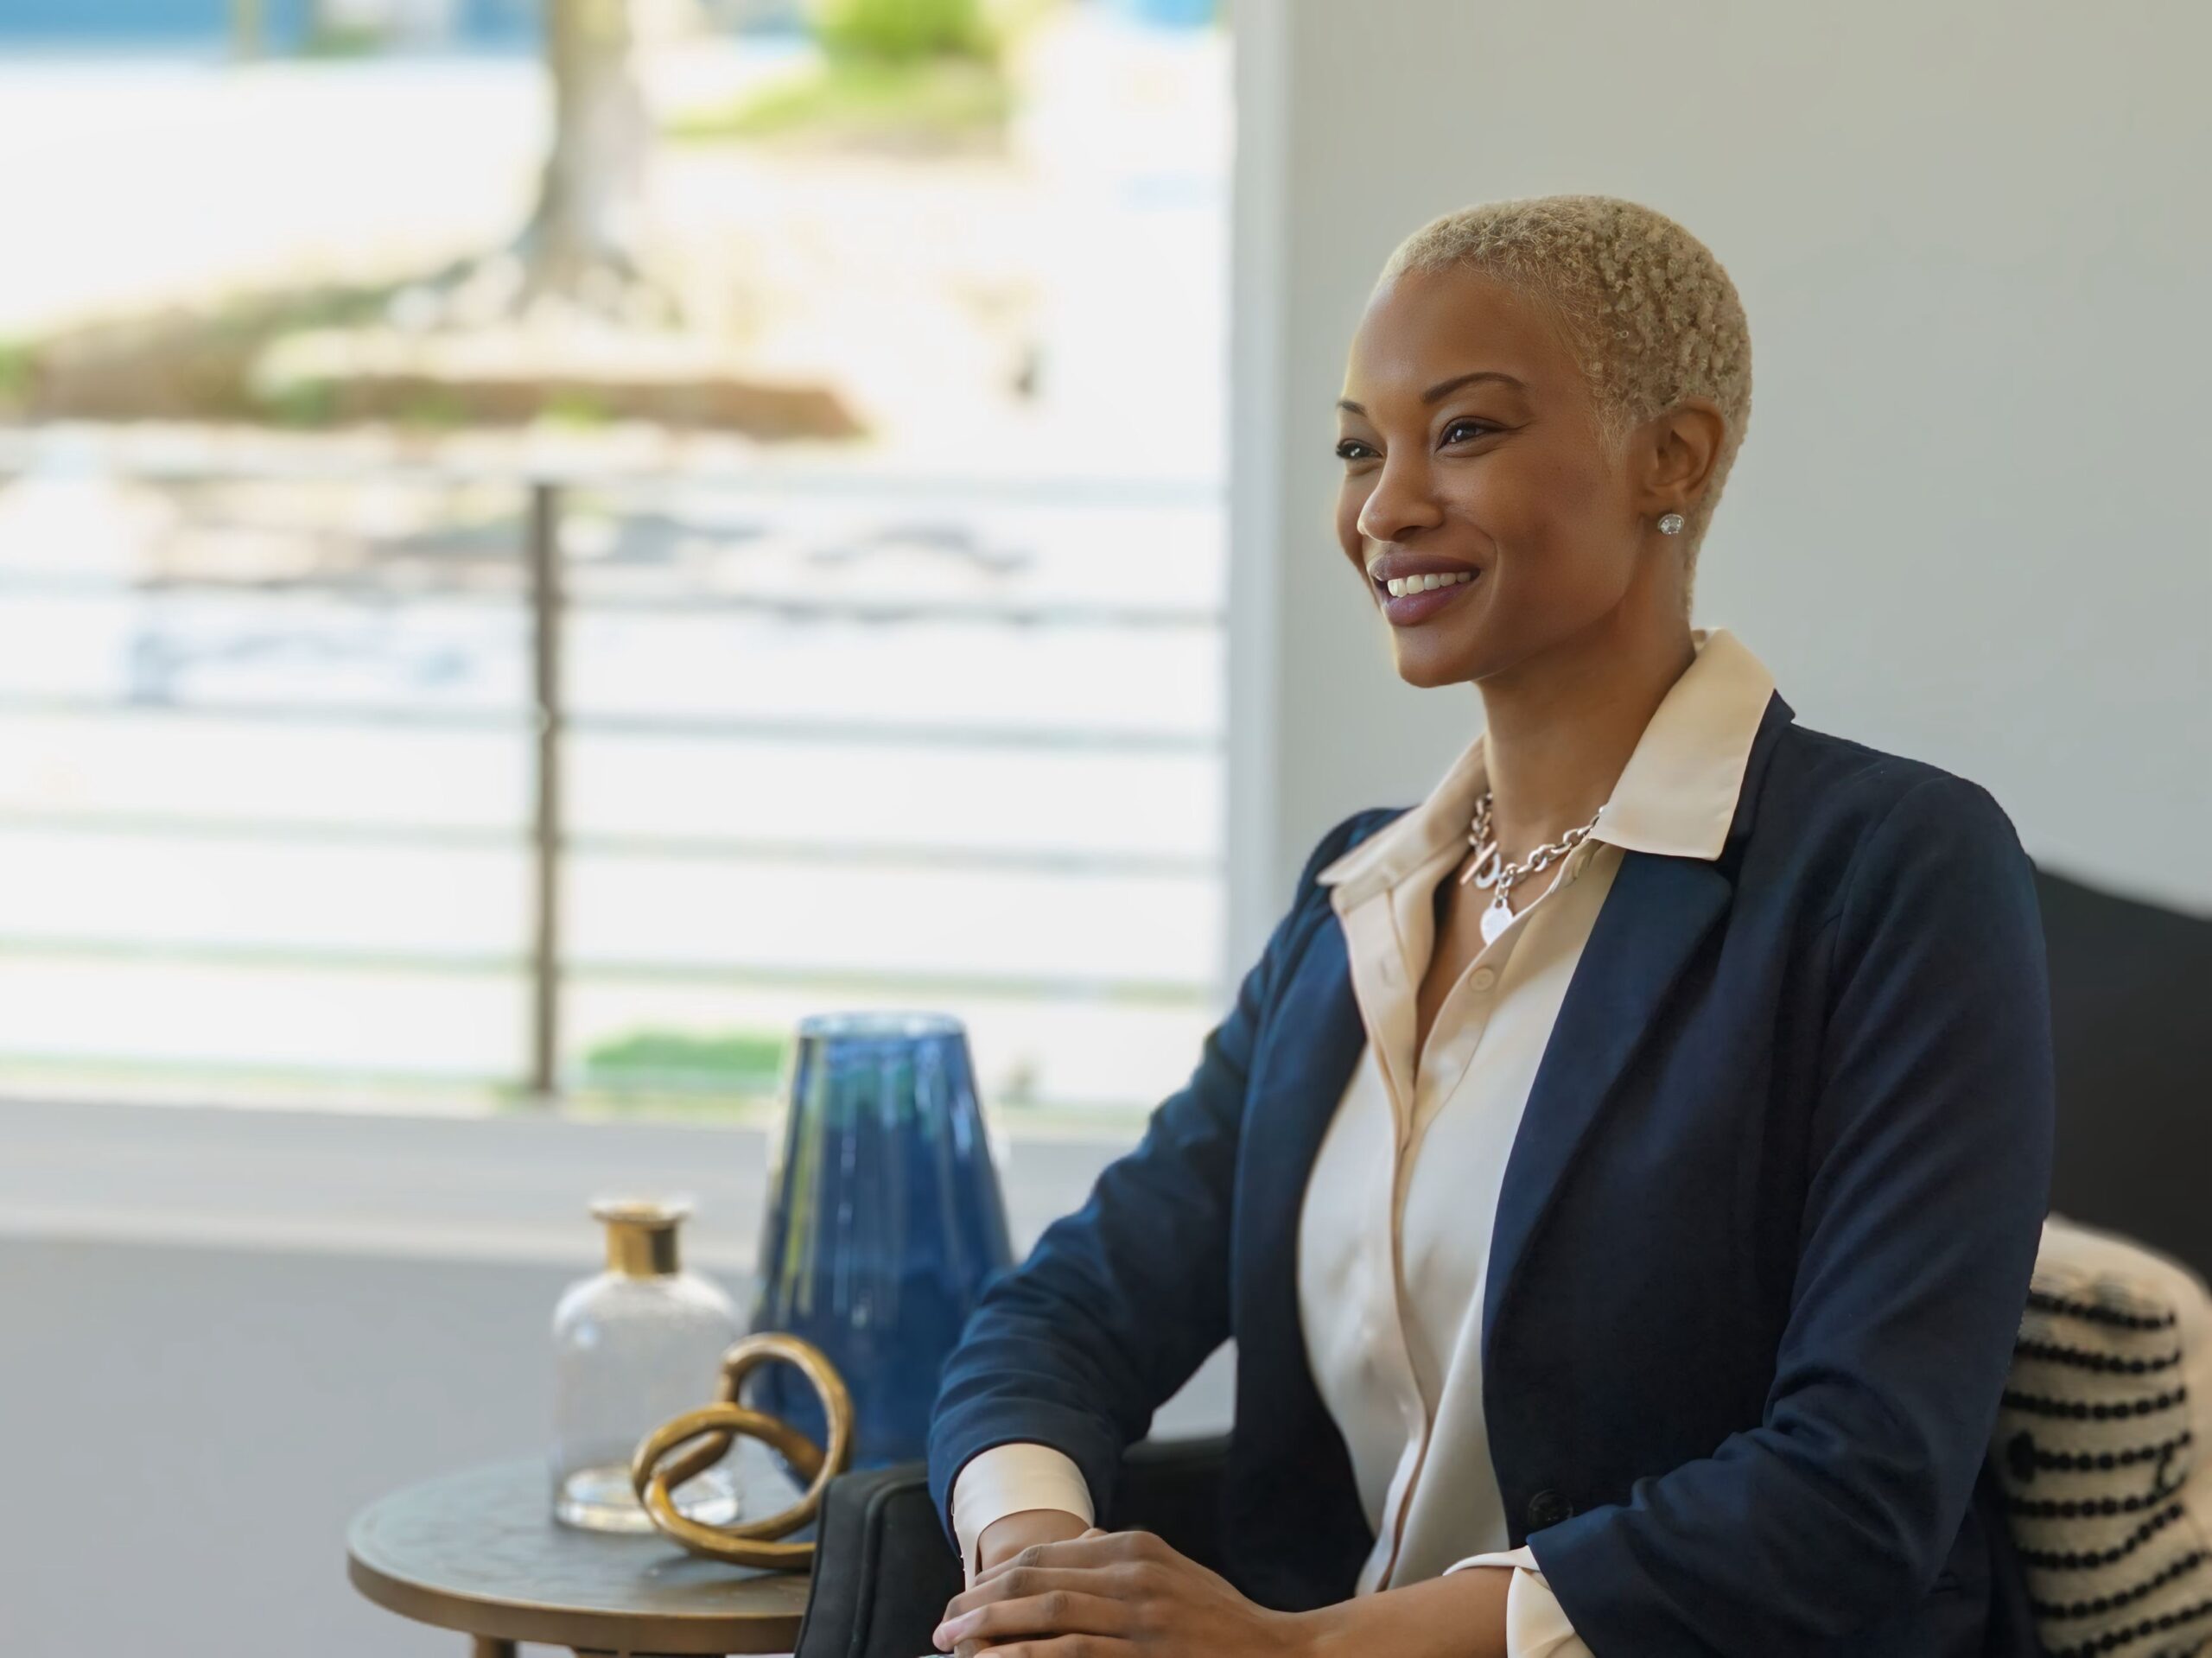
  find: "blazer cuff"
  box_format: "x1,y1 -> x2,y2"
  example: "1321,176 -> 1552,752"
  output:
950,1442 -> 1096,1586
1445,1545 -> 1593,1658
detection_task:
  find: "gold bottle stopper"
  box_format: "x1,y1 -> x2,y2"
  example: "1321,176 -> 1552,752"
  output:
591,1197 -> 690,1278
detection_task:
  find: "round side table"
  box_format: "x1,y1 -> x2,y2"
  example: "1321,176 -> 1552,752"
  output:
346,1457 -> 816,1656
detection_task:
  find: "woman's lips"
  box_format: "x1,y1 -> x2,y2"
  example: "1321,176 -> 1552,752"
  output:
1380,569 -> 1480,626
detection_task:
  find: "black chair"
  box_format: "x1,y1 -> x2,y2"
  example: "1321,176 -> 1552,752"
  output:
792,1434 -> 1231,1658
2034,867 -> 2212,1281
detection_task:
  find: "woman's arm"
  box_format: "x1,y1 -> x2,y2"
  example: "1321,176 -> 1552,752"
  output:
925,810 -> 1379,1550
1522,773 -> 2056,1655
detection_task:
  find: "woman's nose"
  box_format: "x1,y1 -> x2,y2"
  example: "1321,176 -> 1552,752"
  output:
1356,458 -> 1445,544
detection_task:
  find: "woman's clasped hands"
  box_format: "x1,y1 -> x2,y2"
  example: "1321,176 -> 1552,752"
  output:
931,1527 -> 1314,1658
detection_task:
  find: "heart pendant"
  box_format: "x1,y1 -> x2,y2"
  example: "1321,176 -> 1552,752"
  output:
1478,895 -> 1513,945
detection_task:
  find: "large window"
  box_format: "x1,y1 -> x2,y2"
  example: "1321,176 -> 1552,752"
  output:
0,0 -> 1230,1128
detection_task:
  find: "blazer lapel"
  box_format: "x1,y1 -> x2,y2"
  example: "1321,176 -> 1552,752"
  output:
1478,852 -> 1732,1377
1478,686 -> 1796,1378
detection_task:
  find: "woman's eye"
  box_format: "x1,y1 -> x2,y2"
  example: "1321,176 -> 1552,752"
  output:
1440,419 -> 1497,446
1335,437 -> 1377,461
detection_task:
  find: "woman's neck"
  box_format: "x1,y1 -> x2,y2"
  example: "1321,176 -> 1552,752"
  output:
1476,619 -> 1697,859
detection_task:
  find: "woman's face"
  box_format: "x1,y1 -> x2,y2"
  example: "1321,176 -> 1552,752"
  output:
1335,264 -> 1669,689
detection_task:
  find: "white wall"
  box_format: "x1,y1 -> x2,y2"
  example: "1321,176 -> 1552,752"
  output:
0,1237 -> 576,1655
1227,0 -> 2211,974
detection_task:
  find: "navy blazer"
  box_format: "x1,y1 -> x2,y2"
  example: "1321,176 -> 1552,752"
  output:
929,689 -> 2056,1656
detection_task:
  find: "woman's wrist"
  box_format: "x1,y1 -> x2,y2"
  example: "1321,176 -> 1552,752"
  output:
1287,1567 -> 1514,1658
975,1506 -> 1092,1575
1291,1598 -> 1389,1658
1282,1601 -> 1350,1658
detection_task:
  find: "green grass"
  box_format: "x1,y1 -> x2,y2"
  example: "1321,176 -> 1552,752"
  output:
814,0 -> 996,63
392,387 -> 467,432
581,1027 -> 792,1096
16,277 -> 405,426
257,375 -> 338,428
299,22 -> 391,58
542,389 -> 612,428
0,339 -> 29,415
666,54 -> 1012,146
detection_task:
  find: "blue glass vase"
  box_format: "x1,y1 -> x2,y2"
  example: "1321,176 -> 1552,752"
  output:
747,1011 -> 1014,1470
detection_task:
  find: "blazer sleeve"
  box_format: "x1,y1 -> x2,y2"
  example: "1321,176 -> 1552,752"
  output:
1527,774 -> 2056,1656
926,809 -> 1375,1547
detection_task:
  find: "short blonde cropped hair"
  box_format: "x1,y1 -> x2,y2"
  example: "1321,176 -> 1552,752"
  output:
1381,194 -> 1752,591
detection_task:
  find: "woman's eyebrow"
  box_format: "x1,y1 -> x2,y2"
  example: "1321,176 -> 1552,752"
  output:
1336,370 -> 1528,416
1421,370 -> 1526,403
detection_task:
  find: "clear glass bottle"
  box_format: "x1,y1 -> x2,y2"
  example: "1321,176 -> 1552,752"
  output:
550,1197 -> 744,1533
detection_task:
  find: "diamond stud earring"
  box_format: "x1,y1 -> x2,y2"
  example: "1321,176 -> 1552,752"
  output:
1656,512 -> 1685,535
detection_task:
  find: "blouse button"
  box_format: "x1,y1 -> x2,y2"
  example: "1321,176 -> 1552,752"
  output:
1470,966 -> 1497,992
1526,1489 -> 1574,1529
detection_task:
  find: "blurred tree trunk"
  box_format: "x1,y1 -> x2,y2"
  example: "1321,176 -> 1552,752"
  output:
377,0 -> 685,329
516,0 -> 656,314
230,0 -> 264,58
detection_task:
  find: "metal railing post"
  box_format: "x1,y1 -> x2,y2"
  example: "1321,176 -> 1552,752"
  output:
527,480 -> 564,1102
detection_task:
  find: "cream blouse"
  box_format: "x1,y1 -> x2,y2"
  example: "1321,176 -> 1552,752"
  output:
952,626 -> 1780,1658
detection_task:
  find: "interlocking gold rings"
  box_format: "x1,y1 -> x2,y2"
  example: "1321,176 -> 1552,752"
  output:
629,1331 -> 855,1570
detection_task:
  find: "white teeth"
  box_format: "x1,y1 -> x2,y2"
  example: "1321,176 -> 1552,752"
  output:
1382,570 -> 1474,597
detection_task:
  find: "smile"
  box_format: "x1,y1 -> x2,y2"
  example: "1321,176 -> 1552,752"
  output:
1374,567 -> 1481,626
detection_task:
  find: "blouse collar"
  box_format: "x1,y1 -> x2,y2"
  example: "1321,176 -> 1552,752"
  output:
1314,626 -> 1778,907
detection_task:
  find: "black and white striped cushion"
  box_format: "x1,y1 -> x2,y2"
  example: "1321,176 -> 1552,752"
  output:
1994,1212 -> 2212,1658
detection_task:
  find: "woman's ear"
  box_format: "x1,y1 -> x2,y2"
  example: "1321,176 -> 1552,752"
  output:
1637,396 -> 1726,519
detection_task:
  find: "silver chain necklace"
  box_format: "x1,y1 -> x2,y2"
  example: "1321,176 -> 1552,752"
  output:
1458,788 -> 1605,945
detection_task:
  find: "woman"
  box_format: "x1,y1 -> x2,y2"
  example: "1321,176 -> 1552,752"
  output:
925,194 -> 2054,1657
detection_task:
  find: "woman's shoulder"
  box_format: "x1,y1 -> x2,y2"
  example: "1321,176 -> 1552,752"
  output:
1760,721 -> 2036,923
1326,804 -> 1414,858
1767,720 -> 2023,842
1292,804 -> 1412,893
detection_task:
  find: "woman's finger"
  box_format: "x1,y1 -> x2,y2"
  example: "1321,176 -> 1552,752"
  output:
933,1586 -> 1134,1651
971,1527 -> 1154,1586
944,1564 -> 1146,1624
